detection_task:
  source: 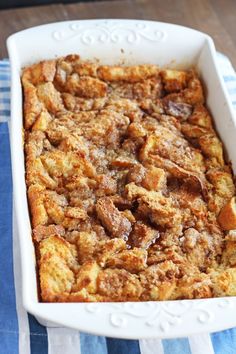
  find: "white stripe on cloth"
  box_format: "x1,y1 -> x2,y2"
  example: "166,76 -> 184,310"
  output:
139,339 -> 164,354
0,116 -> 9,122
188,333 -> 215,354
12,209 -> 31,354
0,87 -> 10,122
47,327 -> 81,354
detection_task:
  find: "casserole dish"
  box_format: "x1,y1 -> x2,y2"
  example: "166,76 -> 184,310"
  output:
7,19 -> 236,339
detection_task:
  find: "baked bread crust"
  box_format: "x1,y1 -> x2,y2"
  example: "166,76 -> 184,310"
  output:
22,55 -> 236,302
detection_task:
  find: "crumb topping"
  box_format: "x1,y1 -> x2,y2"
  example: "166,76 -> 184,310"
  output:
22,55 -> 236,302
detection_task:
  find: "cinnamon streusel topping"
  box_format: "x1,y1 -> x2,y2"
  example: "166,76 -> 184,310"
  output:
22,55 -> 236,302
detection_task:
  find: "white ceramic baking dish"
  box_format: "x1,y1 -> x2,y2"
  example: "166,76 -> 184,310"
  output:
7,19 -> 236,339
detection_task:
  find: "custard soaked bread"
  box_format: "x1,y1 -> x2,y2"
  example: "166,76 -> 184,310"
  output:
22,55 -> 236,302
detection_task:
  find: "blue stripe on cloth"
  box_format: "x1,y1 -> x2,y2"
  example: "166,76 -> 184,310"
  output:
0,110 -> 11,116
163,338 -> 192,354
80,333 -> 108,354
0,332 -> 18,354
0,87 -> 10,92
0,98 -> 10,104
0,74 -> 10,80
211,328 -> 236,354
28,314 -> 48,354
0,122 -> 19,354
106,338 -> 140,354
0,63 -> 9,68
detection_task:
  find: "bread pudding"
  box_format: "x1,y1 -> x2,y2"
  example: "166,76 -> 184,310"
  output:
22,54 -> 236,302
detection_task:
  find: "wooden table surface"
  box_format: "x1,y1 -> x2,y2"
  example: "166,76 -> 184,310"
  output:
0,0 -> 236,67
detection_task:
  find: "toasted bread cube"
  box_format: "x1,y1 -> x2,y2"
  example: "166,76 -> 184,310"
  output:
207,193 -> 227,215
96,197 -> 132,239
188,104 -> 213,129
140,262 -> 178,300
27,156 -> 58,188
142,166 -> 166,191
106,248 -> 147,273
161,69 -> 187,92
132,78 -> 163,99
28,184 -> 48,227
199,134 -> 224,165
207,170 -> 235,198
64,207 -> 87,220
25,130 -> 45,158
32,110 -> 52,131
23,82 -> 43,129
74,261 -> 100,294
23,60 -> 56,85
76,231 -> 99,263
125,182 -> 149,200
126,183 -> 181,228
137,191 -> 181,228
95,174 -> 117,196
139,134 -> 159,162
127,122 -> 147,138
131,222 -> 159,249
74,62 -> 98,77
67,288 -> 104,302
40,235 -> 78,268
44,191 -> 67,224
218,197 -> 236,230
39,235 -> 78,301
183,72 -> 204,105
127,164 -> 146,185
222,240 -> 236,266
96,238 -> 126,266
181,123 -> 208,138
66,74 -> 107,98
177,273 -> 212,299
212,268 -> 236,296
37,82 -> 64,114
33,224 -> 65,242
139,98 -> 164,115
40,150 -> 95,178
97,64 -> 159,82
163,72 -> 204,105
121,209 -> 136,224
40,255 -> 73,302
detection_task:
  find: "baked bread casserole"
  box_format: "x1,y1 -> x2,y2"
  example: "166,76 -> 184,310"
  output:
22,54 -> 236,302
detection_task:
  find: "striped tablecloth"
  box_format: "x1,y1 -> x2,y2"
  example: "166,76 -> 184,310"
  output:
1,54 -> 236,354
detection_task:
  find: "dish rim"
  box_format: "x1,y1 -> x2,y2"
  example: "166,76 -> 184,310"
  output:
7,18 -> 236,339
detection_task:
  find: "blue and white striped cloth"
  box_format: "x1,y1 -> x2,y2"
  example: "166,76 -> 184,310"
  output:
1,54 -> 236,354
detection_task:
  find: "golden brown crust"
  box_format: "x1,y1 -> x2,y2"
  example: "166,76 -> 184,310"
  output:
39,235 -> 78,302
218,197 -> 236,230
28,184 -> 48,227
22,56 -> 236,302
